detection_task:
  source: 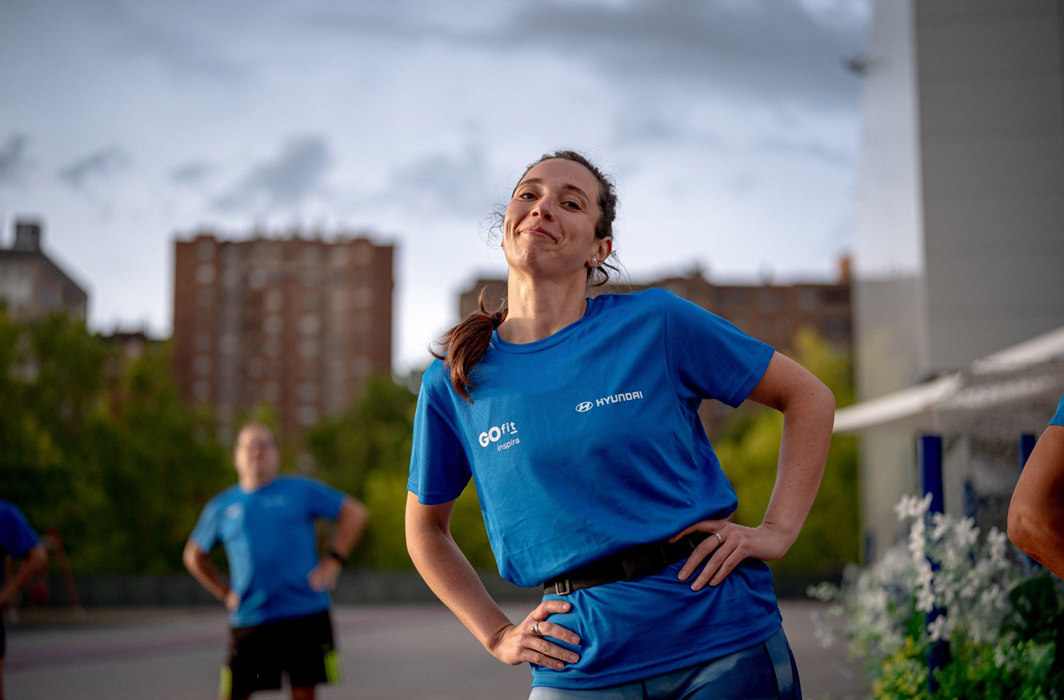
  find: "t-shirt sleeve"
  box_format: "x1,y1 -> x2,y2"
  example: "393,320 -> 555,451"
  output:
1050,392 -> 1064,427
296,477 -> 345,520
189,500 -> 220,552
0,503 -> 41,559
664,290 -> 776,407
407,379 -> 472,505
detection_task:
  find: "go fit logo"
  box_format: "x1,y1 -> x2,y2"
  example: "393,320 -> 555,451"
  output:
478,421 -> 520,451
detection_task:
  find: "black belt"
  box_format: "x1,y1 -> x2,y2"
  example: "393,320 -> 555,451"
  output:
542,533 -> 710,596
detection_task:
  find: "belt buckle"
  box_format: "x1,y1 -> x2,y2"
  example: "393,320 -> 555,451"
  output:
554,579 -> 571,596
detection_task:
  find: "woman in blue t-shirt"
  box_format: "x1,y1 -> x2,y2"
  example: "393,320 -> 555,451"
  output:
405,151 -> 836,699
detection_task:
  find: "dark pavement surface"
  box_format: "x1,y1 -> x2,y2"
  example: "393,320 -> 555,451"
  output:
5,601 -> 868,699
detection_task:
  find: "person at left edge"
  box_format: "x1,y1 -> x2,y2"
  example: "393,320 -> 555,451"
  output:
184,423 -> 369,700
0,499 -> 48,700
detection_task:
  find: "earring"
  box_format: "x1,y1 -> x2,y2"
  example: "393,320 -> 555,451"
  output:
590,258 -> 598,267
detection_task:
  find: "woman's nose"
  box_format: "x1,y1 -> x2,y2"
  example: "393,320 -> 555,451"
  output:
532,200 -> 554,221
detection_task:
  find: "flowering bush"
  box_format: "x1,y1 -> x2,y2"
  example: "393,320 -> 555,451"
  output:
809,494 -> 1064,699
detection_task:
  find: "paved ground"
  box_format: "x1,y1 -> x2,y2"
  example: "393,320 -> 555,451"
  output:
5,601 -> 868,699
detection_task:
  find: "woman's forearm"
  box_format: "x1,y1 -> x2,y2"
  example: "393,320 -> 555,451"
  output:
760,383 -> 835,547
406,498 -> 512,651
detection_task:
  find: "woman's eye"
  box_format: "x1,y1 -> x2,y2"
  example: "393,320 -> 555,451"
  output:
518,192 -> 535,200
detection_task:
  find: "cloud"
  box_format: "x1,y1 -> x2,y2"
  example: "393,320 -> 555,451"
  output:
0,134 -> 31,186
755,136 -> 853,167
500,0 -> 866,113
304,0 -> 867,114
169,161 -> 216,186
379,145 -> 497,218
212,136 -> 332,212
58,146 -> 130,189
92,0 -> 252,83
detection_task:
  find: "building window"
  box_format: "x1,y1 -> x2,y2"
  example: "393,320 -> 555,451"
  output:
299,314 -> 321,336
197,241 -> 214,261
331,248 -> 349,267
299,339 -> 319,358
264,290 -> 284,312
354,288 -> 373,309
193,380 -> 212,401
352,245 -> 372,266
194,355 -> 212,375
194,333 -> 212,352
352,356 -> 372,377
196,264 -> 216,284
262,382 -> 280,403
220,334 -> 238,355
298,405 -> 319,426
298,382 -> 319,402
264,316 -> 284,335
248,269 -> 267,289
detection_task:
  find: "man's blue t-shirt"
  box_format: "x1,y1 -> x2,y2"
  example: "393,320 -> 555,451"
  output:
0,500 -> 41,560
190,475 -> 344,627
407,289 -> 782,689
1050,392 -> 1064,426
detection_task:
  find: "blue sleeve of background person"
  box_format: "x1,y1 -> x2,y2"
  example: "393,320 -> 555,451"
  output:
407,365 -> 472,504
0,501 -> 41,559
1050,392 -> 1064,427
292,476 -> 344,520
189,498 -> 221,552
663,290 -> 775,407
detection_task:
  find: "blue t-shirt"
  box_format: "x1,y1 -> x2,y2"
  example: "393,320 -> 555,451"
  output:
408,289 -> 782,689
190,475 -> 344,627
1050,392 -> 1064,426
0,500 -> 41,560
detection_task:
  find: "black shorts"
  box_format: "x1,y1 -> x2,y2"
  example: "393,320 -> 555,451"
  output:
220,609 -> 341,699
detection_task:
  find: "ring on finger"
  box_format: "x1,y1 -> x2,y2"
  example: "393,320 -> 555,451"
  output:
531,623 -> 544,637
712,531 -> 723,545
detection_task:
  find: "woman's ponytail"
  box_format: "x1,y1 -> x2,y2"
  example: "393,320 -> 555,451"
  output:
432,290 -> 507,402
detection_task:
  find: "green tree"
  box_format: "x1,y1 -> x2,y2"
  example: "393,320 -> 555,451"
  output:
0,306 -> 231,572
306,374 -> 494,569
715,328 -> 859,573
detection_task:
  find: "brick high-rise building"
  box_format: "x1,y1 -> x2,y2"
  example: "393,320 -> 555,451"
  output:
173,231 -> 394,444
459,256 -> 853,356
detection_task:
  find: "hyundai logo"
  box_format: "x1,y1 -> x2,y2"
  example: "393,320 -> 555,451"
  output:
575,401 -> 594,413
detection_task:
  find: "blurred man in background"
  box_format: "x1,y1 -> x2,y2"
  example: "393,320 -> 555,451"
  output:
184,423 -> 368,700
0,499 -> 49,700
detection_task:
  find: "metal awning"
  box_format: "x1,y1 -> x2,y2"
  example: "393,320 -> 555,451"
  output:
835,325 -> 1064,437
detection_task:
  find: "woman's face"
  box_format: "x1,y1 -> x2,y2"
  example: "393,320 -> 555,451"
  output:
502,158 -> 611,280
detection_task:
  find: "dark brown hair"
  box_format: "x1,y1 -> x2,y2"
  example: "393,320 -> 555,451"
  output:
434,150 -> 619,401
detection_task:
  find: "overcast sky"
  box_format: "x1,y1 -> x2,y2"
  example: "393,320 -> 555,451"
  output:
0,0 -> 870,372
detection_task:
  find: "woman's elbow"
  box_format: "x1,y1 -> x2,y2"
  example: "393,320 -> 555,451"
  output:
1006,498 -> 1042,554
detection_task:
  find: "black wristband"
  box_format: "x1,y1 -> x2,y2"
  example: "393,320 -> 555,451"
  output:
327,548 -> 347,565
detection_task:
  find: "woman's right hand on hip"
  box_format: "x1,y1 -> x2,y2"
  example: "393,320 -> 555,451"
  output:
487,599 -> 582,670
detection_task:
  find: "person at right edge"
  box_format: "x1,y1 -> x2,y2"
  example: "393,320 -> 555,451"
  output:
405,150 -> 836,699
1009,390 -> 1064,579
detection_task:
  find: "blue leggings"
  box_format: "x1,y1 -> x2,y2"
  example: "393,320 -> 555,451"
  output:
528,625 -> 801,700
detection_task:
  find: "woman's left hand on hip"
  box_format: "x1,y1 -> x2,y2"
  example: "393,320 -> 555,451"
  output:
669,520 -> 792,591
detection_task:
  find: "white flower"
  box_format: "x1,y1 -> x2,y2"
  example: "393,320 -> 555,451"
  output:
931,513 -> 950,541
927,614 -> 953,642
